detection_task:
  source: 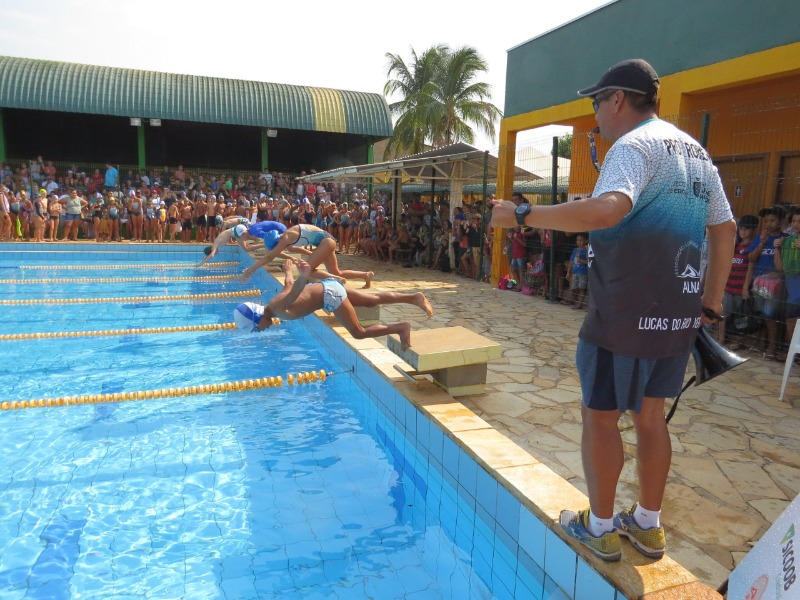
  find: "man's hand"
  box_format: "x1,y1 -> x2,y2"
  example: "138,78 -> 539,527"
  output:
282,258 -> 294,274
489,200 -> 517,229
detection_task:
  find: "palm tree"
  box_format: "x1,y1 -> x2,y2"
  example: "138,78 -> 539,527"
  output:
384,45 -> 502,157
383,45 -> 445,157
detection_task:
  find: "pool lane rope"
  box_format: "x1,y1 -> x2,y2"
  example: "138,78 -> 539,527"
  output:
0,275 -> 240,284
0,368 -> 354,411
20,262 -> 239,270
0,290 -> 259,306
0,319 -> 280,340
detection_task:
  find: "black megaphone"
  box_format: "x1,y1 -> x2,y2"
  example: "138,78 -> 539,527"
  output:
665,327 -> 748,423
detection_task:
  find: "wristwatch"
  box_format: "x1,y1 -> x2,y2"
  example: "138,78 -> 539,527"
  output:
515,203 -> 531,226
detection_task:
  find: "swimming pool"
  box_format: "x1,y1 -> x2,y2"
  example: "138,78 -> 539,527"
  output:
0,243 -> 618,599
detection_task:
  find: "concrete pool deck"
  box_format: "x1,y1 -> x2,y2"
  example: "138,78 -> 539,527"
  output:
284,251 -> 800,595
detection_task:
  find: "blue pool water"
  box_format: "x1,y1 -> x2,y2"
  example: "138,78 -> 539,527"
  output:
0,244 -> 612,600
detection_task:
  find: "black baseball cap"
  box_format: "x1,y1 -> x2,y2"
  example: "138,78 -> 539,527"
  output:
577,59 -> 660,98
737,215 -> 759,228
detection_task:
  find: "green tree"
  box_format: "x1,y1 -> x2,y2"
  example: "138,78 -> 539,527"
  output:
384,45 -> 502,157
557,133 -> 573,159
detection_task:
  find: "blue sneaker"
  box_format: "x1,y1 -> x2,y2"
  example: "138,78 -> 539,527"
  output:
559,508 -> 621,561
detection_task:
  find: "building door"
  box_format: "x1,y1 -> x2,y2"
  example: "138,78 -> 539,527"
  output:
776,154 -> 800,206
714,156 -> 767,218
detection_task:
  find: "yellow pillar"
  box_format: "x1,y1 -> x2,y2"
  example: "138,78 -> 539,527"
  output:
491,125 -> 518,285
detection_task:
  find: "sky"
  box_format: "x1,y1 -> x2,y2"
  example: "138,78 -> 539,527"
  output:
0,0 -> 610,153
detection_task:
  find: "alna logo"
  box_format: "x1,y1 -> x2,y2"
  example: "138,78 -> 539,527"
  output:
673,242 -> 701,294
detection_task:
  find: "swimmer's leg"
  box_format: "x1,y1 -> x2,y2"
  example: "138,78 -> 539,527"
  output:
334,299 -> 412,348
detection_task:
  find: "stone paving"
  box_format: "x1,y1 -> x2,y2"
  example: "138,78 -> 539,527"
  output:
329,253 -> 800,591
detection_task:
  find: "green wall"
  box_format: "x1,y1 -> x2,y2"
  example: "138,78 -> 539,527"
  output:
505,0 -> 800,117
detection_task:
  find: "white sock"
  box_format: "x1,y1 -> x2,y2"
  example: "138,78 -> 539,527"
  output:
588,510 -> 614,537
634,503 -> 661,529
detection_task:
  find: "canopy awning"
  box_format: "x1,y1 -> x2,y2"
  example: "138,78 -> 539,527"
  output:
304,143 -> 535,183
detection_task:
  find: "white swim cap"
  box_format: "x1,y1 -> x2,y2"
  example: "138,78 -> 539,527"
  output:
232,224 -> 247,239
233,302 -> 264,332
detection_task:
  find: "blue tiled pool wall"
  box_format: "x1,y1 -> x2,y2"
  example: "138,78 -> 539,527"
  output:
236,251 -> 622,600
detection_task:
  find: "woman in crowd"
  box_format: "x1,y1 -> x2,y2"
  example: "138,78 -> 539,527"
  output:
128,191 -> 144,241
61,190 -> 86,241
31,189 -> 47,242
47,192 -> 60,241
108,194 -> 121,241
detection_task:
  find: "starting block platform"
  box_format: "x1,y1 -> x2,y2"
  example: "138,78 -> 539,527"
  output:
388,326 -> 502,396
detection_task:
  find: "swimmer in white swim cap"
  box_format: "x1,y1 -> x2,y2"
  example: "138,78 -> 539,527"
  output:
244,258 -> 432,349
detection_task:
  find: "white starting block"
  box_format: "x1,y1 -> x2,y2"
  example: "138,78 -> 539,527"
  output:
353,304 -> 380,326
388,326 -> 502,396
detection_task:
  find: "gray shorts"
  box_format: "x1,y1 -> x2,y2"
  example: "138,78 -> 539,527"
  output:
576,339 -> 690,413
321,278 -> 347,313
722,291 -> 744,318
571,273 -> 588,290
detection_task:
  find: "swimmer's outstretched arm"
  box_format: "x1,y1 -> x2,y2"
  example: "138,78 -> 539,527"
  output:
239,240 -> 286,282
286,245 -> 313,256
200,229 -> 234,265
258,260 -> 309,330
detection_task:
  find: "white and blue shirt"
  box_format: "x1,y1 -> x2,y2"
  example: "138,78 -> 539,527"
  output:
581,118 -> 733,359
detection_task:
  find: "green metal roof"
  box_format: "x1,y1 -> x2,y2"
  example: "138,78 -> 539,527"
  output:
0,55 -> 393,136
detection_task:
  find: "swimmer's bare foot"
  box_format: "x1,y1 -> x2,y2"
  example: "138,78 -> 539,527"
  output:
414,292 -> 434,318
363,271 -> 374,289
399,323 -> 412,349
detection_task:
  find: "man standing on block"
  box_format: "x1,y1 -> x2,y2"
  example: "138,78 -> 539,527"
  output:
491,59 -> 736,561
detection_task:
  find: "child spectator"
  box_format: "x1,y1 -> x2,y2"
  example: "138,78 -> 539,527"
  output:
568,233 -> 589,308
747,206 -> 787,360
717,215 -> 758,350
774,209 -> 800,361
481,229 -> 492,283
508,226 -> 529,291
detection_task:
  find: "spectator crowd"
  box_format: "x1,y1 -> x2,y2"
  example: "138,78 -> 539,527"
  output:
1,156 -> 798,362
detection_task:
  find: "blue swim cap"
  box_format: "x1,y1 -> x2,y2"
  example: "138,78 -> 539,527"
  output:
264,230 -> 281,250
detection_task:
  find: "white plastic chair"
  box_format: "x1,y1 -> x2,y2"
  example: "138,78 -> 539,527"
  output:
779,324 -> 800,401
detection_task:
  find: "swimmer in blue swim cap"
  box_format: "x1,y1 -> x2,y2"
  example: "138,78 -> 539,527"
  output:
243,258 -> 432,349
200,219 -> 287,265
239,223 -> 374,288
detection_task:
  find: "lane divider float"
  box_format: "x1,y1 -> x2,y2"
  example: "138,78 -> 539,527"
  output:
20,262 -> 239,270
0,319 -> 280,340
0,368 -> 354,411
0,275 -> 240,284
0,290 -> 259,306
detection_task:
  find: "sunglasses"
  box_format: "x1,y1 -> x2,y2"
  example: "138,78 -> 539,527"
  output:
592,90 -> 616,113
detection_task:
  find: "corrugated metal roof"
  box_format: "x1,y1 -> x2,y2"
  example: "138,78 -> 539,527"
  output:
0,56 -> 393,137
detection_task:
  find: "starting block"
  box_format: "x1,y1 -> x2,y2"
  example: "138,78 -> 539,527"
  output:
388,326 -> 502,396
353,304 -> 380,325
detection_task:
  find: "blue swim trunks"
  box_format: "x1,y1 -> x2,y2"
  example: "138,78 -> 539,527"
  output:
320,278 -> 347,313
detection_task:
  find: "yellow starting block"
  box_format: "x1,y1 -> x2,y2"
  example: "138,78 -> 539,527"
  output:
388,326 -> 502,396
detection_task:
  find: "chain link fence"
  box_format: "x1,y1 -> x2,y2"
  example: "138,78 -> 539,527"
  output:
501,95 -> 800,356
